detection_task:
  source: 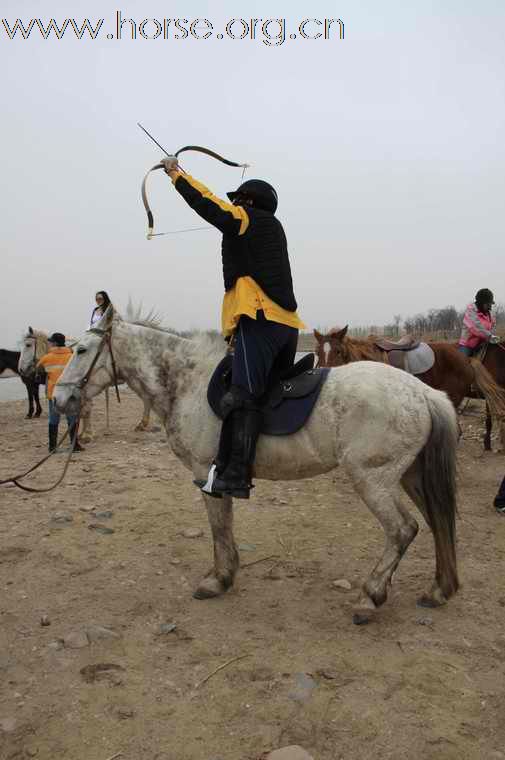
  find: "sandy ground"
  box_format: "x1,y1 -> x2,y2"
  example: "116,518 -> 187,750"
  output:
1,389 -> 505,760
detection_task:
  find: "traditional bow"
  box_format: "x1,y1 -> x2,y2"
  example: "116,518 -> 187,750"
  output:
139,123 -> 250,240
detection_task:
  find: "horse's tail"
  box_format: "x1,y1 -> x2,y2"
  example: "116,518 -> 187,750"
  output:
470,358 -> 505,419
418,390 -> 459,601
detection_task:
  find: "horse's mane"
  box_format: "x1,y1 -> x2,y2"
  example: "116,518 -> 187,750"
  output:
316,328 -> 383,363
124,300 -> 164,331
121,302 -> 226,360
344,335 -> 384,362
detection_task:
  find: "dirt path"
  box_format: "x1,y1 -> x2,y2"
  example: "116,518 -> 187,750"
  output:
1,391 -> 505,760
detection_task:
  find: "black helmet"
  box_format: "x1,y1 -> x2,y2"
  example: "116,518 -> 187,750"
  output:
48,332 -> 66,347
227,179 -> 278,214
475,288 -> 494,307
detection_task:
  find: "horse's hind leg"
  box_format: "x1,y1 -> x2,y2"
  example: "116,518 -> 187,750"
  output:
484,403 -> 492,451
25,383 -> 34,419
347,469 -> 418,625
402,463 -> 452,608
194,493 -> 239,600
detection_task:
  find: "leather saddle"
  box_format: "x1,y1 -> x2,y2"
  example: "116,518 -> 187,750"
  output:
374,336 -> 435,375
374,335 -> 420,352
207,353 -> 330,436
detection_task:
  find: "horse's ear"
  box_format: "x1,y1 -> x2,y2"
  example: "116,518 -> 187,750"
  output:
314,329 -> 323,342
335,325 -> 348,340
28,326 -> 33,335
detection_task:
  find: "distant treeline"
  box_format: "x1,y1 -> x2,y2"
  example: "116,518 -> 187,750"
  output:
164,307 -> 505,350
346,303 -> 505,340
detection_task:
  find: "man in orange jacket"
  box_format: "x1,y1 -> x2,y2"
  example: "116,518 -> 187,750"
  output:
37,333 -> 84,453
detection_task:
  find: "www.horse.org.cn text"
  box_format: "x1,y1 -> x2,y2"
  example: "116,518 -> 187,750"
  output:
1,14 -> 345,46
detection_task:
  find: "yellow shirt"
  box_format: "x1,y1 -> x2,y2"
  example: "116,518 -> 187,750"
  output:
222,276 -> 306,337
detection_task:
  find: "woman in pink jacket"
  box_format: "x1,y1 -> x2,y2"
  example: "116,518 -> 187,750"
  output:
458,288 -> 500,357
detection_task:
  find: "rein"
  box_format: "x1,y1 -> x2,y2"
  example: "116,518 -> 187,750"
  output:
140,143 -> 250,240
0,418 -> 80,493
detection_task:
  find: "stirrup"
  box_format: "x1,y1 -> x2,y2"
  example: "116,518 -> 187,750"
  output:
193,464 -> 223,499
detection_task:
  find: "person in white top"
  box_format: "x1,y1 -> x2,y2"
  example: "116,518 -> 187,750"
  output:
89,291 -> 111,329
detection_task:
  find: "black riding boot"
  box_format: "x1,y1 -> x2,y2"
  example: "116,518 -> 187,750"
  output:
194,415 -> 234,498
494,475 -> 505,513
213,407 -> 262,499
48,424 -> 59,453
69,423 -> 85,453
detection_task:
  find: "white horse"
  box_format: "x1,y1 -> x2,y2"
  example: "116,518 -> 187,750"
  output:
53,307 -> 459,624
18,327 -> 153,441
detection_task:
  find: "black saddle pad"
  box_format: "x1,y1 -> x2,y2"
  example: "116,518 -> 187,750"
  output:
207,354 -> 330,436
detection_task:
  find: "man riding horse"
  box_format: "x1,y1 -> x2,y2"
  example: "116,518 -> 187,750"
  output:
159,157 -> 304,498
458,288 -> 501,357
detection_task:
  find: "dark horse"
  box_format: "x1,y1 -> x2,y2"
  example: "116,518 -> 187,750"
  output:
0,349 -> 45,418
314,327 -> 505,450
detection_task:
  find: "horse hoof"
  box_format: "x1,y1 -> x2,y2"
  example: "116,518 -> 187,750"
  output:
353,613 -> 371,625
193,576 -> 228,599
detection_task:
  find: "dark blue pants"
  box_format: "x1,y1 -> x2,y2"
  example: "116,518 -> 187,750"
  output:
232,312 -> 298,399
48,399 -> 77,427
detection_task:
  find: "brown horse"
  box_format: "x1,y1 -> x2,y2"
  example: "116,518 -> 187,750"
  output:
314,327 -> 505,450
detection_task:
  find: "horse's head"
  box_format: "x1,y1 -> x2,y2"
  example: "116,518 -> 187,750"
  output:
18,327 -> 48,378
314,326 -> 349,367
53,307 -> 116,416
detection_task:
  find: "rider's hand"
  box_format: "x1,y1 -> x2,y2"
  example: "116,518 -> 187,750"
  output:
159,156 -> 179,174
490,335 -> 501,344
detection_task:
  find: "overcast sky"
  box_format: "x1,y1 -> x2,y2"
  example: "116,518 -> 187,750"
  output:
2,0 -> 504,348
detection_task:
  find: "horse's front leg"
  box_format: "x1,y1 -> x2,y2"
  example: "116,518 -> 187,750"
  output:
134,399 -> 151,431
79,400 -> 93,443
193,493 -> 240,599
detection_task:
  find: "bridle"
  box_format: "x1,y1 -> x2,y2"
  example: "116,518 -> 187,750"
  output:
57,327 -> 122,404
19,333 -> 41,378
140,143 -> 250,239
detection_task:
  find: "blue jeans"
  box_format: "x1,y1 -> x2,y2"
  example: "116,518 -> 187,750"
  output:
458,345 -> 474,357
48,398 -> 77,428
